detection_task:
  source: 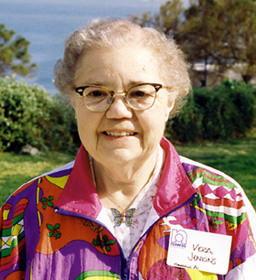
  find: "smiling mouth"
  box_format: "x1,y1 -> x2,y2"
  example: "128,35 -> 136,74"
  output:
104,131 -> 137,137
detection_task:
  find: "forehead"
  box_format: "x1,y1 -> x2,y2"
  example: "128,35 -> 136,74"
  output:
74,45 -> 163,86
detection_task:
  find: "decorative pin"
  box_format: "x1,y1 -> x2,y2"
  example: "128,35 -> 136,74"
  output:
111,208 -> 136,227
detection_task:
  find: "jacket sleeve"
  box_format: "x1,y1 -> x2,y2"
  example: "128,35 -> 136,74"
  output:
226,178 -> 256,278
0,196 -> 27,279
0,177 -> 40,280
220,181 -> 256,279
225,211 -> 256,279
182,157 -> 256,279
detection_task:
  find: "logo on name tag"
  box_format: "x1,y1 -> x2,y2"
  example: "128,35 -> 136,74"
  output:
170,229 -> 188,248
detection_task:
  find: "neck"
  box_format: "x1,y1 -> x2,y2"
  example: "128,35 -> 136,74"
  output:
93,151 -> 158,212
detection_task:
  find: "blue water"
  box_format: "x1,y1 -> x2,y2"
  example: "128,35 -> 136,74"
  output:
0,0 -> 163,95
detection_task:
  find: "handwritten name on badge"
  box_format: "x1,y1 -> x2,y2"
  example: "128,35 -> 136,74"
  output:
167,226 -> 232,275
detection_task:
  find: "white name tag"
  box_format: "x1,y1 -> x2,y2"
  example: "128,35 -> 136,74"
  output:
167,226 -> 232,275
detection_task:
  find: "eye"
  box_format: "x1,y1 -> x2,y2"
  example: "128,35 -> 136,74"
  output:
129,90 -> 148,98
84,88 -> 109,98
128,86 -> 155,100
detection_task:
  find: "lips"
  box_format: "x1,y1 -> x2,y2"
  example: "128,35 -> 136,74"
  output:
104,131 -> 137,137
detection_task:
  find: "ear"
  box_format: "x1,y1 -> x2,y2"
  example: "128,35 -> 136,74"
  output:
70,94 -> 77,109
70,96 -> 78,120
66,85 -> 77,109
165,91 -> 177,121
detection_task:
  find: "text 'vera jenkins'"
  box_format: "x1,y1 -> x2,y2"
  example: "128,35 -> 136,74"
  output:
187,244 -> 216,265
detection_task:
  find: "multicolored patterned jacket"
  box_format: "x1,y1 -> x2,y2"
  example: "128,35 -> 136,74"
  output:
1,138 -> 255,279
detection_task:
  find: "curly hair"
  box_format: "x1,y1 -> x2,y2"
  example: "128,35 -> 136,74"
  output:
54,18 -> 191,117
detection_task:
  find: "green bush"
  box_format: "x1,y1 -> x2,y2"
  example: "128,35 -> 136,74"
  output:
1,78 -> 255,152
0,78 -> 79,152
166,81 -> 256,142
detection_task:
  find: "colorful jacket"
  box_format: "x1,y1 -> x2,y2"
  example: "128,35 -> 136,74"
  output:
1,137 -> 255,279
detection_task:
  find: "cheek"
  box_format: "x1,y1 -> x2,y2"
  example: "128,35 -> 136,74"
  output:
76,120 -> 90,145
140,111 -> 167,140
76,111 -> 99,143
76,119 -> 99,155
151,100 -> 171,126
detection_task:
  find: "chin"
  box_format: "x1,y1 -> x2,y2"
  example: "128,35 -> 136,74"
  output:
102,148 -> 142,164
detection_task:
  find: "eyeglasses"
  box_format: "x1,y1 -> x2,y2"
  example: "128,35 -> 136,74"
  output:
75,83 -> 167,112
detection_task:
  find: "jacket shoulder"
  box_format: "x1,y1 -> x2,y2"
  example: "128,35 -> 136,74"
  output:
180,155 -> 256,236
1,161 -> 75,206
180,156 -> 240,189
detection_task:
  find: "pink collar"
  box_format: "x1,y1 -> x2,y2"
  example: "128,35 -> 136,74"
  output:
55,137 -> 196,219
154,137 -> 196,216
55,146 -> 102,218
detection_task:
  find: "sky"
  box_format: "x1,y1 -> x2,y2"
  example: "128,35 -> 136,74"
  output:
0,0 -> 189,94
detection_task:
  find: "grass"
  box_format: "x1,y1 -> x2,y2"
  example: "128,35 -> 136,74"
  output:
0,138 -> 255,209
0,151 -> 75,206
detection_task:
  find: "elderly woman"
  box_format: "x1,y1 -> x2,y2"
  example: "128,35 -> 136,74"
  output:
0,19 -> 255,280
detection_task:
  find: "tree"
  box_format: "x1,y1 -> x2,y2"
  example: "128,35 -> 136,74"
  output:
0,23 -> 37,77
130,0 -> 184,36
181,0 -> 256,85
152,0 -> 184,37
180,0 -> 228,86
222,0 -> 256,83
132,0 -> 256,86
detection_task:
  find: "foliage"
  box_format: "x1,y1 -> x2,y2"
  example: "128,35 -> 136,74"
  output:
0,78 -> 79,152
181,0 -> 256,85
1,78 -> 254,153
130,0 -> 183,36
166,81 -> 256,142
131,0 -> 256,85
0,23 -> 37,77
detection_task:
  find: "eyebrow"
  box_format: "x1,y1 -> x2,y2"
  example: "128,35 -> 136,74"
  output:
84,81 -> 105,86
80,80 -> 149,88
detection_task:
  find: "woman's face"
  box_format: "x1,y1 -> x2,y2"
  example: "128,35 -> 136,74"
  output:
71,45 -> 175,168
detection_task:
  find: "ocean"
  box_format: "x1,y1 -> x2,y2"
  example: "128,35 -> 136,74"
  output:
0,0 -> 163,95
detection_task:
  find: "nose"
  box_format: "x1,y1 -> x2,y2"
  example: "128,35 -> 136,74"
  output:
105,93 -> 133,119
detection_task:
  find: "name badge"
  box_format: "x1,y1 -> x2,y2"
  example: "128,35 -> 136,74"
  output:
167,226 -> 232,275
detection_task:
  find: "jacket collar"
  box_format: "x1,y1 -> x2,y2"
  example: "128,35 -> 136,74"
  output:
55,137 -> 196,219
55,146 -> 102,219
154,137 -> 196,217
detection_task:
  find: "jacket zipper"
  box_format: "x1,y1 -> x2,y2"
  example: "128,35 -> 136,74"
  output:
55,192 -> 198,280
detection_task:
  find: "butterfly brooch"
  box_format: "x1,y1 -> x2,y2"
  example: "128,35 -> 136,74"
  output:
111,208 -> 136,227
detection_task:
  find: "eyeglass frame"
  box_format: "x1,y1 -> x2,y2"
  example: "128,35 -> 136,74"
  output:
75,82 -> 170,112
